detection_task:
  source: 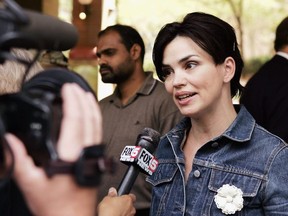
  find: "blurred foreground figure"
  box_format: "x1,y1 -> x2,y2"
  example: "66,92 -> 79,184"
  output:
5,83 -> 136,216
0,48 -> 43,94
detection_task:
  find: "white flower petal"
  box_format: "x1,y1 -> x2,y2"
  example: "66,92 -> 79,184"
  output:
214,196 -> 227,208
222,203 -> 237,214
214,184 -> 244,215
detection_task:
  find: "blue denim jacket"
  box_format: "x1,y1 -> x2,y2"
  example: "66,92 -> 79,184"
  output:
147,105 -> 288,215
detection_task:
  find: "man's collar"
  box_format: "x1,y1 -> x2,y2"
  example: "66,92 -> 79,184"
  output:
276,51 -> 288,60
136,72 -> 157,96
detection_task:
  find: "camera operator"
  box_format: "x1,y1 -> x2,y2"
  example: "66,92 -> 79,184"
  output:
0,1 -> 136,214
0,48 -> 43,94
4,83 -> 136,216
0,48 -> 136,216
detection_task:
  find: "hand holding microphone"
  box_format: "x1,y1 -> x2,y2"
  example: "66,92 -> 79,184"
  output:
117,128 -> 160,195
98,187 -> 136,216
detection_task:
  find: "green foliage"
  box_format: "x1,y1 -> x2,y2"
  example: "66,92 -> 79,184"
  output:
144,59 -> 156,72
116,0 -> 288,63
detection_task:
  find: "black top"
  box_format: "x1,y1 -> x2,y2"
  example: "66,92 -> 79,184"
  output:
240,54 -> 288,142
0,180 -> 32,216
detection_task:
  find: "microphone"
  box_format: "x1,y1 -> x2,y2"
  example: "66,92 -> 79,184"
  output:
0,0 -> 78,51
117,128 -> 160,196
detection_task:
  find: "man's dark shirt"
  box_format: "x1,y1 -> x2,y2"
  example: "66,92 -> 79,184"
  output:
241,54 -> 288,142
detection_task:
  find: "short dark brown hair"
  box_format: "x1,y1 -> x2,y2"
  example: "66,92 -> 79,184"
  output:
152,12 -> 244,98
274,16 -> 288,51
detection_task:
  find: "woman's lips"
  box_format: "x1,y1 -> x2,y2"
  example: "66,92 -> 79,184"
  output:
175,92 -> 197,105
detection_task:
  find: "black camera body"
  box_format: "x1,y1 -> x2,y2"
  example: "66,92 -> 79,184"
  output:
0,69 -> 112,186
0,68 -> 96,167
0,0 -> 110,187
0,88 -> 62,166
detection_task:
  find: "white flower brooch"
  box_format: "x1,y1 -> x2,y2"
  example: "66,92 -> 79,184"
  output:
214,184 -> 244,215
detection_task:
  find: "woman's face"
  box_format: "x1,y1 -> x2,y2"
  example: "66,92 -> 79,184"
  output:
162,36 -> 231,118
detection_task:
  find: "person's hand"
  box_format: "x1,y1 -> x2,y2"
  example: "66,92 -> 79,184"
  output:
98,187 -> 136,216
5,83 -> 102,216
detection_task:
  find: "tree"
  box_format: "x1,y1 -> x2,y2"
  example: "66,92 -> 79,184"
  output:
116,0 -> 288,73
226,0 -> 244,56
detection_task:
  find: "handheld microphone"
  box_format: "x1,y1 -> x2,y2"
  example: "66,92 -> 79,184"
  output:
0,0 -> 78,51
117,128 -> 160,196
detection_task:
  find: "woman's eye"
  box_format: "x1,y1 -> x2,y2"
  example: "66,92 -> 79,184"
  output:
161,68 -> 172,80
186,62 -> 196,70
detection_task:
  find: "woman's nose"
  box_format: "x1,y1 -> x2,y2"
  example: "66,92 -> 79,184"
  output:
172,71 -> 187,87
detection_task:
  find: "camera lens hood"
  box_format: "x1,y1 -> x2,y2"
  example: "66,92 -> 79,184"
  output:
22,67 -> 96,97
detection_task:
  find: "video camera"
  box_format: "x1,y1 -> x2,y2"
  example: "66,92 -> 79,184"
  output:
0,0 -> 112,187
0,69 -> 96,167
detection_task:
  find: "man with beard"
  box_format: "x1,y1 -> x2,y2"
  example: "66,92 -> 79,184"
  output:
96,24 -> 182,216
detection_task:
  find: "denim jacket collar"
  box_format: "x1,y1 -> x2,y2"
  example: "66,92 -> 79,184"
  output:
149,105 -> 288,216
166,105 -> 255,147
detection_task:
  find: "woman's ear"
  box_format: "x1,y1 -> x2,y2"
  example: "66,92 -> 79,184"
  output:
130,44 -> 141,60
223,57 -> 235,83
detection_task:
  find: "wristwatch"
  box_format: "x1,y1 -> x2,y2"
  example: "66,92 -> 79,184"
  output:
45,144 -> 115,187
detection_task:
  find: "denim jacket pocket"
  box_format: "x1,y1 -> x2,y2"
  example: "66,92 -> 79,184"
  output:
147,163 -> 184,215
208,168 -> 263,206
147,163 -> 179,186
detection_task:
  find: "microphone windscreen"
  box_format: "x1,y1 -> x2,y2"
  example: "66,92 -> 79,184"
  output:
137,128 -> 160,154
21,10 -> 78,51
0,7 -> 78,51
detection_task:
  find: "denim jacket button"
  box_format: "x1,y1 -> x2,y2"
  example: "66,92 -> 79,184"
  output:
193,170 -> 201,178
211,142 -> 219,148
